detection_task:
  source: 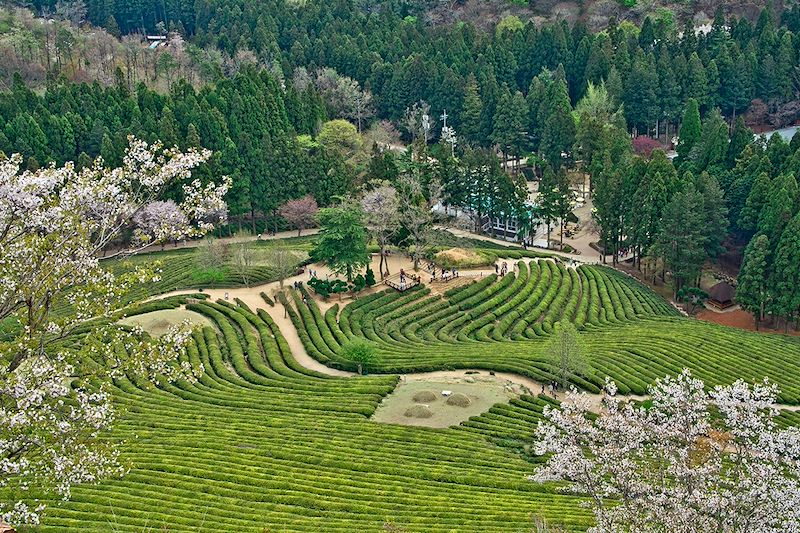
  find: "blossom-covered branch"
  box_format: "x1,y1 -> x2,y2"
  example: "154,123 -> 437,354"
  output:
0,137 -> 228,525
531,370 -> 800,533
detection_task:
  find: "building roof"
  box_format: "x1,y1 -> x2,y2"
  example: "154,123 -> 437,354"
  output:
709,281 -> 735,303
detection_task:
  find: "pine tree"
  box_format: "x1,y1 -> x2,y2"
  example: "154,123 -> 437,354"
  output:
696,171 -> 729,260
676,99 -> 701,166
739,172 -> 771,232
536,166 -> 562,249
539,76 -> 575,170
630,165 -> 667,268
758,179 -> 796,245
686,53 -> 709,109
727,116 -> 753,168
652,182 -> 707,296
689,109 -> 729,173
460,74 -> 482,145
737,234 -> 771,329
770,212 -> 800,330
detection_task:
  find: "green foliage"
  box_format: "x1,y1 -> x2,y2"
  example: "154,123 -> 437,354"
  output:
339,339 -> 378,374
676,99 -> 701,165
312,201 -> 369,281
364,267 -> 376,287
191,267 -> 228,286
737,234 -> 770,325
352,273 -> 367,292
676,286 -> 709,314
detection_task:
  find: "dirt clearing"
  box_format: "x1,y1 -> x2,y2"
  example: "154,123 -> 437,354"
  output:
371,374 -> 518,428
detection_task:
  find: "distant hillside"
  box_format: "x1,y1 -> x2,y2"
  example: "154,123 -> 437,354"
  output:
425,0 -> 785,31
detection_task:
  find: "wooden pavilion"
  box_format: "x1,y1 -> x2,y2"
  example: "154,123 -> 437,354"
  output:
708,281 -> 736,310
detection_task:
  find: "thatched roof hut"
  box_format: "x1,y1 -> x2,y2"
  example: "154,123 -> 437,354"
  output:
708,282 -> 735,309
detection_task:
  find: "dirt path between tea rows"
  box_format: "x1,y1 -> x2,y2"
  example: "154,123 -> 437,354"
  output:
152,256 -> 800,414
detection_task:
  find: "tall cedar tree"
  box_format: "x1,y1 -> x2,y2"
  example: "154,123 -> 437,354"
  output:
652,182 -> 707,296
676,99 -> 701,166
737,234 -> 771,328
770,212 -> 800,329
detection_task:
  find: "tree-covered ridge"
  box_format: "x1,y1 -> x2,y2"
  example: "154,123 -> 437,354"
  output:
9,1 -> 800,140
0,69 -> 350,224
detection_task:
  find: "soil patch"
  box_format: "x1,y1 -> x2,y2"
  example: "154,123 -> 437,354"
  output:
696,308 -> 800,337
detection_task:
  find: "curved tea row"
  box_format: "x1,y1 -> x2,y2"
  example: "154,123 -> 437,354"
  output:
286,259 -> 800,402
36,299 -> 591,532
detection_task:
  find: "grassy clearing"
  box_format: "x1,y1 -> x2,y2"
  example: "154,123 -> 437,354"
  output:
371,377 -> 516,428
118,308 -> 214,337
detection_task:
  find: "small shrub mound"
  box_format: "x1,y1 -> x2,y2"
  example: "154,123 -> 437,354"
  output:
412,390 -> 437,403
404,405 -> 434,418
446,393 -> 472,407
435,247 -> 496,269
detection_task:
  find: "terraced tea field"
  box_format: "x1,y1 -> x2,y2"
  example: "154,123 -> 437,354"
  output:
287,259 -> 800,403
32,298 -> 590,532
27,256 -> 800,531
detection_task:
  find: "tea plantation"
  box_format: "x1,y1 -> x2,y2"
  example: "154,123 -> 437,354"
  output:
26,258 -> 800,531
288,259 -> 800,403
32,298 -> 591,532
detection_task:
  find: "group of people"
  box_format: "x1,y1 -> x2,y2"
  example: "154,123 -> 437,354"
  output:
307,268 -> 318,279
398,268 -> 421,290
431,267 -> 459,283
540,381 -> 563,398
495,262 -> 509,276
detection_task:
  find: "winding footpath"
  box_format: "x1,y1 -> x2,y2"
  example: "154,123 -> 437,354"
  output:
155,273 -> 800,415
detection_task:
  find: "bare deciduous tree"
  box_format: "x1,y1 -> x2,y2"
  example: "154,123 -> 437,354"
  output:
362,185 -> 399,278
231,230 -> 256,286
543,321 -> 587,389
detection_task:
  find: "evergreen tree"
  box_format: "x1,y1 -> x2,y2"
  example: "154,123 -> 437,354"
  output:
652,182 -> 707,296
696,171 -> 729,260
460,74 -> 482,145
539,76 -> 575,170
770,212 -> 800,329
727,116 -> 753,168
689,108 -> 729,173
686,53 -> 709,109
737,234 -> 771,329
676,99 -> 701,166
739,172 -> 772,232
758,178 -> 796,245
630,163 -> 667,268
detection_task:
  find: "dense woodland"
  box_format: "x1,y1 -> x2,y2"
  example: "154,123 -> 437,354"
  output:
1,1 -> 800,328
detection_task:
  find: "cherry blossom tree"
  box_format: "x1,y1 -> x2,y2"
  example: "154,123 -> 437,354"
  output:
132,199 -> 189,249
531,370 -> 800,533
0,137 -> 229,525
361,186 -> 399,278
278,195 -> 319,236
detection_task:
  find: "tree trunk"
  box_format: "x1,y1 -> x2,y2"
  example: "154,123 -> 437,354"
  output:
546,223 -> 551,249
